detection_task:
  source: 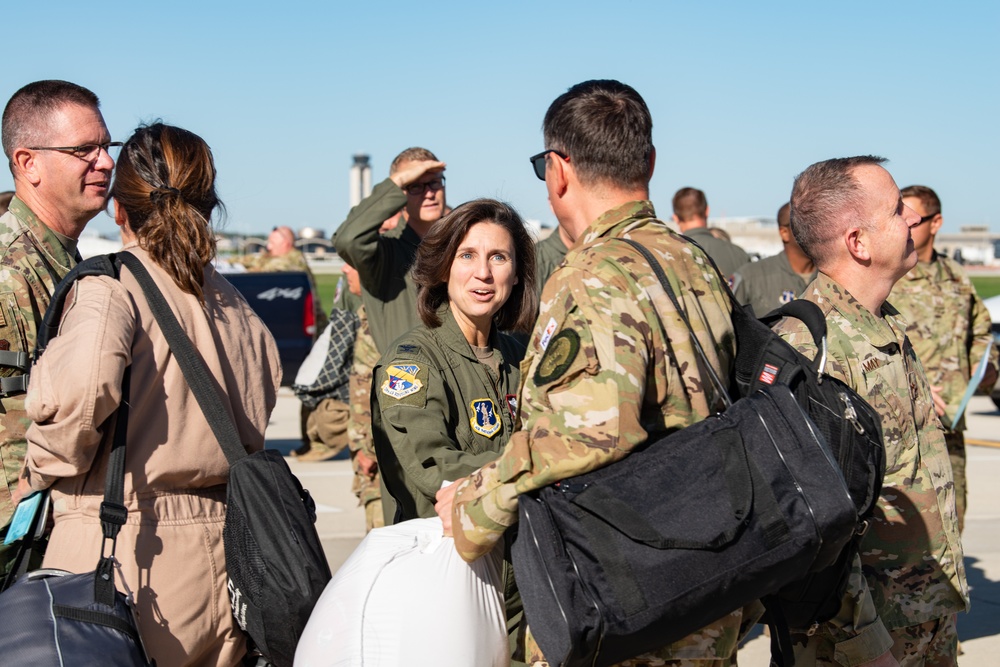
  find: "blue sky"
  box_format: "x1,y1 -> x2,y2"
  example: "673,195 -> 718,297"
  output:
3,1 -> 997,237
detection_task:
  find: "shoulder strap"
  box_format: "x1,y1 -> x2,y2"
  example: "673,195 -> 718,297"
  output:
115,252 -> 248,466
618,237 -> 733,407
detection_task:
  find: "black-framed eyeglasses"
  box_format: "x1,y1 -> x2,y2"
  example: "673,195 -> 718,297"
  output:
404,176 -> 446,196
27,141 -> 123,162
914,213 -> 938,227
529,149 -> 569,181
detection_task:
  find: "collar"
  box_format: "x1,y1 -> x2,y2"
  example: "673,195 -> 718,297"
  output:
579,200 -> 657,247
6,195 -> 80,264
438,306 -> 501,362
812,272 -> 906,349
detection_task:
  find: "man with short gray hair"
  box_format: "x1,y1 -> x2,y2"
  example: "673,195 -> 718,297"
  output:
0,80 -> 115,572
773,156 -> 966,667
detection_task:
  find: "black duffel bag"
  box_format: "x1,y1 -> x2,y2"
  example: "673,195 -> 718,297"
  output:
117,252 -> 331,667
510,239 -> 859,667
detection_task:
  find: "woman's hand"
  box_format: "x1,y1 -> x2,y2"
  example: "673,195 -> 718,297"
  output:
435,481 -> 459,537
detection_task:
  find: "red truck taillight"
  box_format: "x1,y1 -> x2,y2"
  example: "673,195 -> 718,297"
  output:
304,291 -> 316,337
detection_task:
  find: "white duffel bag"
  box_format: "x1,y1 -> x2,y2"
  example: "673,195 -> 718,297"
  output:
294,516 -> 509,667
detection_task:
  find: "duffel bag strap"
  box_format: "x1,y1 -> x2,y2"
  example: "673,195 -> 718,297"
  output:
619,238 -> 732,407
115,252 -> 248,467
95,363 -> 132,607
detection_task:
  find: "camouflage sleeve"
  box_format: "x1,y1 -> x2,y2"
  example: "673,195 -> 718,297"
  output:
451,262 -> 662,561
23,277 -> 135,491
348,307 -> 379,459
968,285 -> 998,392
374,351 -> 505,508
778,322 -> 893,664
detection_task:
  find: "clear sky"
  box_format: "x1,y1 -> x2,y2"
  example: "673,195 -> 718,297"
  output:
3,1 -> 997,238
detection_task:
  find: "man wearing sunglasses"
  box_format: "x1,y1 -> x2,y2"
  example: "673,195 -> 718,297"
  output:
888,185 -> 997,536
0,80 -> 116,572
438,79 -> 752,666
334,147 -> 446,356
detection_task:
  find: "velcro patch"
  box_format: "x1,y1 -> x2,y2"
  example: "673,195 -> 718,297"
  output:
470,399 -> 501,438
534,329 -> 580,385
538,317 -> 558,351
381,364 -> 423,399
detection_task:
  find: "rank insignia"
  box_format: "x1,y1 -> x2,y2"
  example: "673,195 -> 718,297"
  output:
381,364 -> 423,399
534,329 -> 580,385
470,399 -> 501,438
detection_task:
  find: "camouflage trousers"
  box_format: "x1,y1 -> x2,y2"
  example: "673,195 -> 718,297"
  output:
945,431 -> 966,534
791,614 -> 958,666
364,498 -> 384,532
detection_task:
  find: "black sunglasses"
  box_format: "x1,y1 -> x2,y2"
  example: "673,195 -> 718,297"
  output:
529,149 -> 569,181
914,213 -> 938,227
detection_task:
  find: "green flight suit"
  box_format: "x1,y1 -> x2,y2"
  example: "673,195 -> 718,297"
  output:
732,251 -> 817,317
682,226 -> 750,278
534,229 -> 568,299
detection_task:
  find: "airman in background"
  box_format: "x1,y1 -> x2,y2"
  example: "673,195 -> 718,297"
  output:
672,186 -> 750,278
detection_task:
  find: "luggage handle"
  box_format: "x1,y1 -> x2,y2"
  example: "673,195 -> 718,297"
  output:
571,428 -> 754,550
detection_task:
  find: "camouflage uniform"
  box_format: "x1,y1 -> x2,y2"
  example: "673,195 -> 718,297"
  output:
681,227 -> 750,279
0,197 -> 80,569
450,201 -> 758,666
888,251 -> 997,533
773,273 -> 968,665
534,229 -> 568,299
731,251 -> 816,317
348,305 -> 384,531
333,178 -> 422,354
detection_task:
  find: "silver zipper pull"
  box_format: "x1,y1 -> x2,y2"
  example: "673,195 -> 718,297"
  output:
839,392 -> 865,434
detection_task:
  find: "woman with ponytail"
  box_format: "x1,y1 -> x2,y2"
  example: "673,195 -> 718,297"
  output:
18,123 -> 282,666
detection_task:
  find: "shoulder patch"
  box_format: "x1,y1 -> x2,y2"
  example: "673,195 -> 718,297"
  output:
534,329 -> 580,385
381,364 -> 424,399
470,398 -> 501,438
538,317 -> 558,351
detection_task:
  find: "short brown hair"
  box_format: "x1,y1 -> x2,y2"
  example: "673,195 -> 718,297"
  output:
776,202 -> 791,228
3,80 -> 101,169
390,147 -> 438,175
672,187 -> 708,222
543,80 -> 653,190
900,185 -> 940,217
412,199 -> 537,333
789,156 -> 886,266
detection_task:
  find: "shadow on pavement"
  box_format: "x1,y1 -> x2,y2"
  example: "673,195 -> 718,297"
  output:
961,556 -> 1000,641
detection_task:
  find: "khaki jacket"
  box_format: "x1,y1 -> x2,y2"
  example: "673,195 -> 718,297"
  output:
24,245 -> 282,666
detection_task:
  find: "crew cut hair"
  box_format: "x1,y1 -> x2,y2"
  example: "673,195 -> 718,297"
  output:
2,80 -> 101,166
412,198 -> 537,333
543,79 -> 653,191
390,147 -> 438,175
900,184 -> 941,217
672,187 -> 708,222
789,155 -> 886,266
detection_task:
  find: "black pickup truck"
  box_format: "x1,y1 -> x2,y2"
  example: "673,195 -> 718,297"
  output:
222,271 -> 316,385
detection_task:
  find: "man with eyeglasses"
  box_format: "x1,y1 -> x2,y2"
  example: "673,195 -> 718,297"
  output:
437,79 -> 755,666
0,80 -> 116,572
887,185 -> 997,535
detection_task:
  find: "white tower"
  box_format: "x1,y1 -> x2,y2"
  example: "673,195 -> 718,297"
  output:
349,154 -> 372,207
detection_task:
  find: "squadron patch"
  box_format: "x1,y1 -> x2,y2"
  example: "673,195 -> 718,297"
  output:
534,329 -> 580,385
470,399 -> 501,438
381,364 -> 423,399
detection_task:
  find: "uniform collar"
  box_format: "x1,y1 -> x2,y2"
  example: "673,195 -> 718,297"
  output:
6,195 -> 81,267
438,306 -> 501,361
812,272 -> 906,349
579,200 -> 657,247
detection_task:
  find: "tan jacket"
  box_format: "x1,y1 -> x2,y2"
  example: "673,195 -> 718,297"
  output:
24,245 -> 282,666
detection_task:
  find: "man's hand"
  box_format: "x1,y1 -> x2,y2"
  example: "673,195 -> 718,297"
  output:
858,650 -> 899,667
355,450 -> 378,478
929,385 -> 947,418
390,160 -> 446,189
435,481 -> 459,537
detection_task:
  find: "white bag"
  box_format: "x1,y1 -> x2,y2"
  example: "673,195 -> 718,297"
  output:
294,517 -> 509,667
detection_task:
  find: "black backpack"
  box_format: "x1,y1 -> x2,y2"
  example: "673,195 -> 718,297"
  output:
732,299 -> 885,663
38,253 -> 331,667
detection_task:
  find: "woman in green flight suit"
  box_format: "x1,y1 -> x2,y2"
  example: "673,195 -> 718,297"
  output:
372,198 -> 537,524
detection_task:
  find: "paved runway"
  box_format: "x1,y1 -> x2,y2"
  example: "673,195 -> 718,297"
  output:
268,389 -> 1000,664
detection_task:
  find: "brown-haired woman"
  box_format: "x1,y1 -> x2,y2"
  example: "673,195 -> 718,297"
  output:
17,123 -> 282,666
371,198 -> 537,525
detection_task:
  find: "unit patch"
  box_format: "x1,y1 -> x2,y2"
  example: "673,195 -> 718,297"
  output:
534,329 -> 580,385
381,364 -> 424,399
470,399 -> 501,438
